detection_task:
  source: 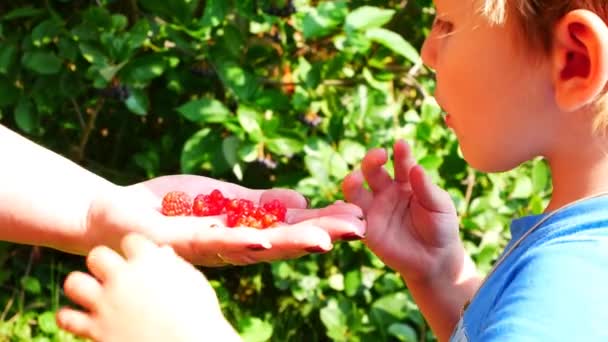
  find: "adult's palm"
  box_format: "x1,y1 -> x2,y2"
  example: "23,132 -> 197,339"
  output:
85,175 -> 365,266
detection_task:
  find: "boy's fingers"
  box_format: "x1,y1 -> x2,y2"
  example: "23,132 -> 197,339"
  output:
342,170 -> 373,213
393,140 -> 417,184
56,308 -> 97,341
409,165 -> 455,214
63,272 -> 103,311
86,246 -> 126,283
361,148 -> 393,193
121,233 -> 159,259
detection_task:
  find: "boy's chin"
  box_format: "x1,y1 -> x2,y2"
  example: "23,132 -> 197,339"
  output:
463,152 -> 525,173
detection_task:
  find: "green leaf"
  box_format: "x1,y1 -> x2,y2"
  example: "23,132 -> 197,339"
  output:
125,89 -> 149,116
181,128 -> 229,175
31,19 -> 63,47
319,299 -> 349,341
0,43 -> 17,75
82,7 -> 113,31
239,317 -> 273,342
99,61 -> 127,83
37,311 -> 59,334
371,292 -> 409,319
0,77 -> 19,107
222,136 -> 243,181
2,7 -> 44,21
200,0 -> 229,28
138,0 -> 197,24
14,99 -> 38,134
345,6 -> 395,31
254,89 -> 290,111
215,62 -> 258,101
344,269 -> 361,297
366,28 -> 420,63
510,177 -> 533,199
20,276 -> 41,294
300,1 -> 348,39
121,55 -> 167,85
237,106 -> 264,140
532,159 -> 549,193
266,137 -> 303,156
328,273 -> 344,291
111,14 -> 128,31
338,139 -> 366,165
421,97 -> 442,121
388,323 -> 418,342
79,42 -> 109,65
177,98 -> 232,123
419,154 -> 443,170
22,51 -> 63,75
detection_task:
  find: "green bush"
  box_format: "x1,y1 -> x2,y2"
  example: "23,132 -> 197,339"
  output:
0,1 -> 551,341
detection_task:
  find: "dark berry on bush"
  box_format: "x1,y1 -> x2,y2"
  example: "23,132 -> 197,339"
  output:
100,84 -> 130,101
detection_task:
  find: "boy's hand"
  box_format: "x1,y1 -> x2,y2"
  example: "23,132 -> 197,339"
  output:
343,140 -> 461,282
83,175 -> 365,266
57,234 -> 242,342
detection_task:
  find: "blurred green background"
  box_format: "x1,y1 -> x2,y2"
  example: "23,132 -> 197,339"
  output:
0,1 -> 551,341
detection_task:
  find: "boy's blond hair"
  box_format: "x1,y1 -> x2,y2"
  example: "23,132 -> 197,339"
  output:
480,0 -> 608,132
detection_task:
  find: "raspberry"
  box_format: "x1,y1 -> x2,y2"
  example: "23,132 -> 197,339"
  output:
161,191 -> 192,216
226,212 -> 240,227
263,199 -> 287,222
261,213 -> 278,228
161,189 -> 288,229
192,194 -> 223,216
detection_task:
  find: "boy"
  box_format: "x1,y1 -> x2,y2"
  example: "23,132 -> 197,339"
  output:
344,0 -> 608,340
58,0 -> 608,341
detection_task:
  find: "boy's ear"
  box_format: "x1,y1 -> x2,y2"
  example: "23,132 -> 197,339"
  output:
552,9 -> 608,112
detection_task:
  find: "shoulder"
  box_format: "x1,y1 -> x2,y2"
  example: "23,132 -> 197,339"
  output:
477,237 -> 608,340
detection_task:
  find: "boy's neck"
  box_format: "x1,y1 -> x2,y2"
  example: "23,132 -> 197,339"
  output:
546,136 -> 608,212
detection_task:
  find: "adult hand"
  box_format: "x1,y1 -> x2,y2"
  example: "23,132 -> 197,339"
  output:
84,175 -> 365,266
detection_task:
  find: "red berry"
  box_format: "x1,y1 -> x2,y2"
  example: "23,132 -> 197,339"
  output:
262,213 -> 278,228
192,194 -> 223,216
240,215 -> 262,229
226,212 -> 240,227
263,200 -> 287,222
208,189 -> 225,203
161,191 -> 192,216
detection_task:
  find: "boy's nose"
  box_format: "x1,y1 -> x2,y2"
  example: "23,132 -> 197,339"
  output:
421,36 -> 437,70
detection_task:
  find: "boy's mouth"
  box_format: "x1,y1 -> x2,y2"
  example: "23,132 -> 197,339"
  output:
434,96 -> 452,128
444,113 -> 452,128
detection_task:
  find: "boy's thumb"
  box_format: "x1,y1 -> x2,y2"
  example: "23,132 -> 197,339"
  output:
409,165 -> 455,214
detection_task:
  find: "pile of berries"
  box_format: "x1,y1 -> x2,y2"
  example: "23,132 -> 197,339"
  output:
161,189 -> 287,229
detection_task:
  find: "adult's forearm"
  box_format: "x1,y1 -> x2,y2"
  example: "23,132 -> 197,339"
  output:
402,248 -> 482,342
0,125 -> 116,254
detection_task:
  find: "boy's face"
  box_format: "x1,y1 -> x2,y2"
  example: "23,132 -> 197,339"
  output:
421,0 -> 559,172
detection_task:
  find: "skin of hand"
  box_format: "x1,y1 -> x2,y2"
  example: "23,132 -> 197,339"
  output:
0,125 -> 365,266
57,233 -> 242,342
342,140 -> 481,341
84,175 -> 366,266
342,140 -> 461,280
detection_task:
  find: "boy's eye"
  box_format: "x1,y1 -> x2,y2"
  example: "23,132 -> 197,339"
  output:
432,17 -> 454,33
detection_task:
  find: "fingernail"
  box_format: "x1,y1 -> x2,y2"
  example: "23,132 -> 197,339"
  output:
305,246 -> 328,254
247,244 -> 270,251
341,233 -> 364,241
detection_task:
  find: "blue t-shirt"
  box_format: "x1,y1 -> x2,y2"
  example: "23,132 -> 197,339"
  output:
450,195 -> 608,341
